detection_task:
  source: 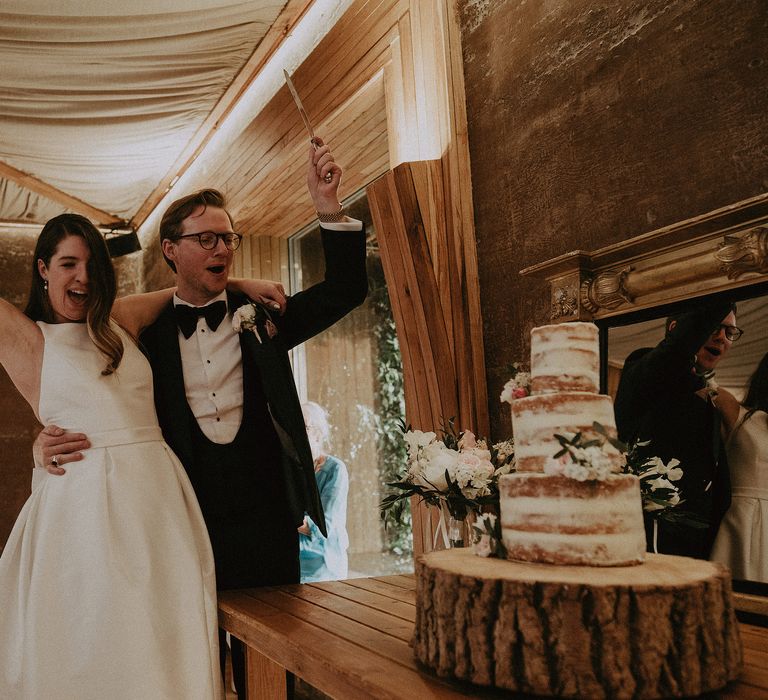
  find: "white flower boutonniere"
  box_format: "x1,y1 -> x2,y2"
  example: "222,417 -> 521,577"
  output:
231,301 -> 277,344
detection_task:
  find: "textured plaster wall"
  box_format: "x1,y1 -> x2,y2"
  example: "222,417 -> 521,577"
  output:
0,226 -> 144,547
457,0 -> 768,439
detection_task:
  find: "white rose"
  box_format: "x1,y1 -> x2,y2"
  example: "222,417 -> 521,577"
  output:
418,448 -> 456,490
403,430 -> 436,456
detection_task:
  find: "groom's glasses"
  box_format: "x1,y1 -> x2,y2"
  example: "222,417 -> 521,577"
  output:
172,231 -> 243,251
711,324 -> 744,341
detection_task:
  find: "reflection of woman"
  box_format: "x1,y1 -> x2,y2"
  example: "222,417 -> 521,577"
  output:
0,214 -> 280,698
710,352 -> 768,583
299,402 -> 349,582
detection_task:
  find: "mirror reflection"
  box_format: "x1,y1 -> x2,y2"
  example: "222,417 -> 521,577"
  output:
606,295 -> 767,584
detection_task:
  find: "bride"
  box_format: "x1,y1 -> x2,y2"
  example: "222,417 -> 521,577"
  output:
0,212 -> 283,699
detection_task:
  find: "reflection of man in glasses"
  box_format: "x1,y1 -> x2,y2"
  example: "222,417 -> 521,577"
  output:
615,301 -> 739,560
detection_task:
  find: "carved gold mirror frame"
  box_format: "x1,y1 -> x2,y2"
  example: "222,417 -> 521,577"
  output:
521,192 -> 768,323
522,192 -> 768,622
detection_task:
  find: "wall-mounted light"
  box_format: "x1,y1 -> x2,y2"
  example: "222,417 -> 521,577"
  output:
103,227 -> 141,257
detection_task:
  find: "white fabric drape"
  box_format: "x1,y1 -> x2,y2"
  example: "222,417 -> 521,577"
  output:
0,1 -> 286,220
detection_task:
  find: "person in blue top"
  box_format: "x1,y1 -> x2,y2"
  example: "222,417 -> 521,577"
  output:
298,401 -> 350,582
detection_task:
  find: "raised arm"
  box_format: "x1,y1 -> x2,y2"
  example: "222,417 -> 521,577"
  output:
112,288 -> 176,338
227,278 -> 287,314
0,298 -> 44,412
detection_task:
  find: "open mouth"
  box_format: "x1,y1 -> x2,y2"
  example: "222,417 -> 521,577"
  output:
206,265 -> 226,275
67,289 -> 88,304
704,345 -> 722,357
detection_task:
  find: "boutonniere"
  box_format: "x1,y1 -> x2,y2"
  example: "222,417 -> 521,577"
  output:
231,301 -> 278,343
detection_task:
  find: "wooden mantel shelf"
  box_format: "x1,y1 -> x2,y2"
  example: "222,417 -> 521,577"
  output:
218,573 -> 768,699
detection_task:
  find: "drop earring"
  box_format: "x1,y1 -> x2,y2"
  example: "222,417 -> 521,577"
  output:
43,279 -> 48,293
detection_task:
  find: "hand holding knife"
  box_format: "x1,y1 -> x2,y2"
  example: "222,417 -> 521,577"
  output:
284,69 -> 333,183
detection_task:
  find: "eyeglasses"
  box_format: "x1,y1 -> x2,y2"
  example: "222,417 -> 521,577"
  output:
172,232 -> 243,251
711,324 -> 744,341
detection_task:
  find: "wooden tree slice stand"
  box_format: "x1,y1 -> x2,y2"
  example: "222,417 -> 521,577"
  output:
414,549 -> 742,698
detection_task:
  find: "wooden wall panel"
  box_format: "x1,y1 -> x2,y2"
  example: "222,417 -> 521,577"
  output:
368,160 -> 484,555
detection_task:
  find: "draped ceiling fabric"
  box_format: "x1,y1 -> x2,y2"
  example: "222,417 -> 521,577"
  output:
0,0 -> 287,223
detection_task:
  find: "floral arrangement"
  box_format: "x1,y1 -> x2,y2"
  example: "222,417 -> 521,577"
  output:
499,362 -> 531,404
232,301 -> 278,343
552,422 -> 707,529
379,419 -> 515,538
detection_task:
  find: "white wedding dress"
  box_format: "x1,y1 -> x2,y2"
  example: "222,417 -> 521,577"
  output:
711,406 -> 768,583
0,322 -> 223,699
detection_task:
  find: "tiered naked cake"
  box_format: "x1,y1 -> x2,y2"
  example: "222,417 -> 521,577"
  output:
502,321 -> 645,566
413,321 -> 742,699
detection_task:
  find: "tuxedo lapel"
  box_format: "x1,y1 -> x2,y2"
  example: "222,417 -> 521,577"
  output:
146,303 -> 195,464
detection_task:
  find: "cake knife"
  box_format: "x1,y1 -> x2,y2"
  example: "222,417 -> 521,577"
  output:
284,69 -> 333,183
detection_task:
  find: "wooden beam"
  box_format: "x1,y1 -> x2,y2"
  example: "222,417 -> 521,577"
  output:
129,0 -> 314,231
0,160 -> 124,226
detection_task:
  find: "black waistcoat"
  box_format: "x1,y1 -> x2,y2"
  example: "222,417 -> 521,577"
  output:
183,333 -> 285,521
183,345 -> 299,589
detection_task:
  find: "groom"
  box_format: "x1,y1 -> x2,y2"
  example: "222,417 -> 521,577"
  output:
36,140 -> 366,694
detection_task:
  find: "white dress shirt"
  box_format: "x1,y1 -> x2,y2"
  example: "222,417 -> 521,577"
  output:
174,291 -> 243,444
173,219 -> 362,444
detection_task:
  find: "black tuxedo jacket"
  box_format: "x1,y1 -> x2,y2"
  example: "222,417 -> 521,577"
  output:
140,226 -> 367,536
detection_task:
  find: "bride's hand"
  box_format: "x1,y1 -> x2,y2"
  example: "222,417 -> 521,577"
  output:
229,278 -> 287,315
35,424 -> 90,475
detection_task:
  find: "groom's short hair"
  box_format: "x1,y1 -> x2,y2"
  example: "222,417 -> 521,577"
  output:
159,189 -> 232,272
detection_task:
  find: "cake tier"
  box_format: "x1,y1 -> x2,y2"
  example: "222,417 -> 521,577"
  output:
530,321 -> 599,394
499,472 -> 646,566
510,391 -> 621,472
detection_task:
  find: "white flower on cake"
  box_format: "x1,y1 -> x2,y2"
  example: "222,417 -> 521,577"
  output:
493,439 -> 515,466
471,512 -> 506,558
548,435 -> 619,481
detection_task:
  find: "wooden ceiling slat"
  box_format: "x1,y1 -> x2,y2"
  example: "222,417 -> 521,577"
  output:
129,0 -> 314,230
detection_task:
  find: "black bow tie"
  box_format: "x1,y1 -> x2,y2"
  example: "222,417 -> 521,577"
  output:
175,301 -> 227,339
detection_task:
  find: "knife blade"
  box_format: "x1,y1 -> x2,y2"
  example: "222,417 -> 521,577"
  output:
284,69 -> 318,147
284,69 -> 333,183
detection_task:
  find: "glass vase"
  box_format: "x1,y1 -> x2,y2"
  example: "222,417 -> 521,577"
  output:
447,511 -> 476,548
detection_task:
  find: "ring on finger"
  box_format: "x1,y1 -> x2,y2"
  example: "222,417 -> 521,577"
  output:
51,455 -> 60,467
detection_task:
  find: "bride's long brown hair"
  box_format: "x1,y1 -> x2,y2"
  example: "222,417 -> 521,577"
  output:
24,213 -> 123,375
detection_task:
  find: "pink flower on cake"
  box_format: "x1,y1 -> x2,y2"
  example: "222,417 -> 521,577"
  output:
500,363 -> 531,404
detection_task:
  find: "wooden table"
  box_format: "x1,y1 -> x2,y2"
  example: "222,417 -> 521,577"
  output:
218,574 -> 768,699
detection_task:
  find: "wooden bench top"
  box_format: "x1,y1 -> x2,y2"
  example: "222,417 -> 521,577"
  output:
218,574 -> 768,699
